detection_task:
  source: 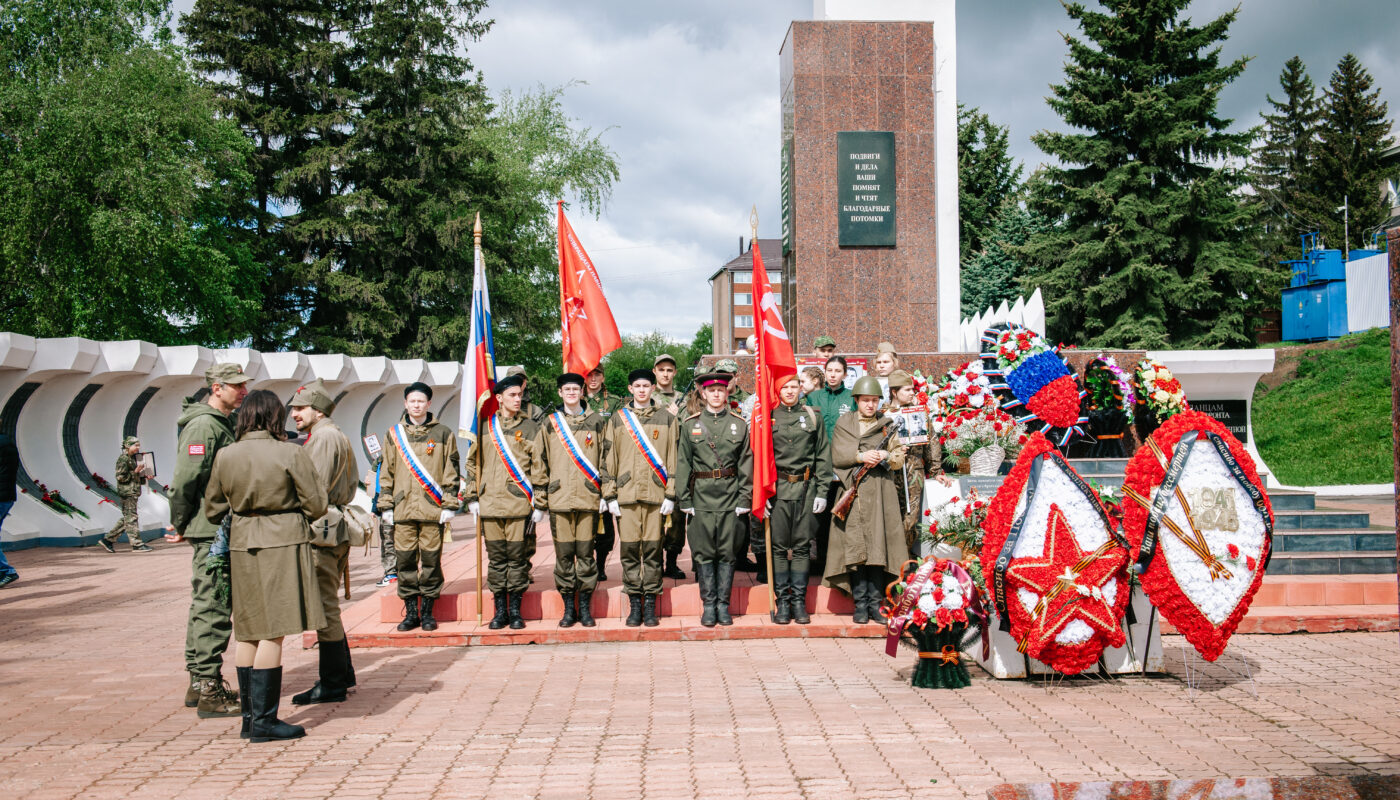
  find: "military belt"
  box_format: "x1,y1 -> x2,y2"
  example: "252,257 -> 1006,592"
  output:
776,468 -> 811,483
691,467 -> 737,480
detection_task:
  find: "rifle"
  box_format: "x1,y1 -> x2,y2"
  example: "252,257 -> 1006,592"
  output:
832,422 -> 900,521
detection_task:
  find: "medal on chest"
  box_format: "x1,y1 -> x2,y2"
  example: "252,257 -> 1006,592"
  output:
651,429 -> 659,440
799,416 -> 807,429
730,422 -> 737,435
514,430 -> 523,442
425,441 -> 435,455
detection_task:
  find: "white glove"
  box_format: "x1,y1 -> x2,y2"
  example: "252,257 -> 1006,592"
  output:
764,500 -> 773,515
735,507 -> 747,517
812,496 -> 827,514
608,500 -> 621,517
531,508 -> 546,524
381,510 -> 394,526
682,507 -> 695,516
468,502 -> 480,517
659,498 -> 675,516
599,498 -> 609,513
438,509 -> 456,525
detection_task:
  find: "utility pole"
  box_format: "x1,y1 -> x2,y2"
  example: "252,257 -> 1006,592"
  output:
1337,196 -> 1349,254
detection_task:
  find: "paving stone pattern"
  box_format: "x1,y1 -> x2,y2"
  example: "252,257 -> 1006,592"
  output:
1,541 -> 1398,800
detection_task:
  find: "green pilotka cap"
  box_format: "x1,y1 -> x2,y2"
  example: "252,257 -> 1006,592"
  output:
205,362 -> 251,386
122,436 -> 140,448
290,378 -> 336,415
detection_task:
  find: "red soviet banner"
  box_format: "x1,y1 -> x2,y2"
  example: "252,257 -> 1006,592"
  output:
558,201 -> 622,374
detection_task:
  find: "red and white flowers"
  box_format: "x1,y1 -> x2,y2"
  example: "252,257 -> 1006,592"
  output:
1133,358 -> 1188,421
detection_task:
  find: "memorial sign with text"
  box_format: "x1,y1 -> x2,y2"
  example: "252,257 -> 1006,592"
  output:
837,131 -> 896,246
1190,400 -> 1249,441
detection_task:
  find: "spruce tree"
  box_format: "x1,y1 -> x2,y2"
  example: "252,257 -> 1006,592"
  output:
1019,0 -> 1267,349
1248,56 -> 1322,266
958,105 -> 1022,265
962,200 -> 1044,319
1308,54 -> 1394,252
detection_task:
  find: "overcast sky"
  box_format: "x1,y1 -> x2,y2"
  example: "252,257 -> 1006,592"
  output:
171,1 -> 1400,343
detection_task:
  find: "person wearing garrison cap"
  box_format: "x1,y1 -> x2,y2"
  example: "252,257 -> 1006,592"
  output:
464,373 -> 548,630
286,379 -> 359,706
540,372 -> 609,628
714,359 -> 761,576
101,435 -> 152,553
675,370 -> 752,627
602,367 -> 678,627
761,373 -> 831,625
379,381 -> 461,633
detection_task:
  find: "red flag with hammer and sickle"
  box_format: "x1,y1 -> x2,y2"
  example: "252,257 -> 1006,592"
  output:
558,201 -> 622,374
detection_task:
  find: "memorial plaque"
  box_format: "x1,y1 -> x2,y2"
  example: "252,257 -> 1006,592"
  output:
1190,399 -> 1249,440
837,131 -> 895,246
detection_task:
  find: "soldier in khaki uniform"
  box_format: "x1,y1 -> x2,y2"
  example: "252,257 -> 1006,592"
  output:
676,371 -> 753,627
886,370 -> 952,551
603,368 -> 677,627
379,382 -> 461,632
169,362 -> 249,718
287,380 -> 359,706
101,436 -> 152,552
465,373 -> 548,630
652,354 -> 689,580
764,376 -> 831,625
712,359 -> 761,575
540,372 -> 608,628
585,365 -> 623,580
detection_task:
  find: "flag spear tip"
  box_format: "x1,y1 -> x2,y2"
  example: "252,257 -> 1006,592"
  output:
473,212 -> 482,243
749,205 -> 758,239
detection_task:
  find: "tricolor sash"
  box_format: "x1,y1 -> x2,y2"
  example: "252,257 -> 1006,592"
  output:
490,415 -> 534,501
391,424 -> 444,507
551,411 -> 601,489
619,407 -> 668,485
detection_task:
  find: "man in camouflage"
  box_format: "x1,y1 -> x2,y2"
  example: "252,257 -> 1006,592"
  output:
168,362 -> 249,718
101,436 -> 151,553
652,354 -> 689,580
585,365 -> 623,580
541,372 -> 608,627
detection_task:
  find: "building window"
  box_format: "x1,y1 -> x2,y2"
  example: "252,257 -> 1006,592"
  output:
734,315 -> 753,328
733,292 -> 751,305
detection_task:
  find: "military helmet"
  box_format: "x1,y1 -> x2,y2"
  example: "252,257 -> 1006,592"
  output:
851,375 -> 883,398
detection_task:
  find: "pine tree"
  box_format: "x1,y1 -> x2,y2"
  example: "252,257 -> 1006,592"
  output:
958,105 -> 1021,265
1020,0 -> 1266,349
1308,54 -> 1394,252
1248,56 -> 1323,265
962,200 -> 1044,318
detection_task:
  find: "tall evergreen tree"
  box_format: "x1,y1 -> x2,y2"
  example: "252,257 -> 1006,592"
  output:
958,105 -> 1022,265
1019,0 -> 1265,349
1248,56 -> 1323,263
963,200 -> 1044,318
1308,53 -> 1394,252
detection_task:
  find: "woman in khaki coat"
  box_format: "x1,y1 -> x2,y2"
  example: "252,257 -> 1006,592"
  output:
885,371 -> 953,551
206,390 -> 328,743
822,376 -> 908,625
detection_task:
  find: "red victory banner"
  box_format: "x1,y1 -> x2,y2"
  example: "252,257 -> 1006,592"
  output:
749,222 -> 796,520
557,201 -> 622,374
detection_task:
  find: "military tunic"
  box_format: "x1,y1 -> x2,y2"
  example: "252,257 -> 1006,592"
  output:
465,412 -> 547,594
651,387 -> 688,561
764,403 -> 831,581
379,412 -> 461,600
301,416 -> 358,642
821,413 -> 909,596
675,408 -> 753,564
602,403 -> 677,596
541,404 -> 609,593
103,451 -> 145,548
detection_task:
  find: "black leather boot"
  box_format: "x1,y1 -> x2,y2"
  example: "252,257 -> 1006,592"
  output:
397,597 -> 420,631
697,562 -> 717,628
559,591 -> 577,628
735,552 -> 758,573
420,597 -> 439,632
850,570 -> 869,624
625,594 -> 643,627
865,566 -> 888,624
642,594 -> 659,627
771,571 -> 791,624
595,546 -> 609,581
248,667 -> 305,743
237,666 -> 251,739
489,591 -> 509,630
507,591 -> 525,630
663,551 -> 685,580
790,569 -> 811,625
577,591 -> 596,627
754,552 -> 767,585
292,639 -> 350,705
716,563 -> 735,626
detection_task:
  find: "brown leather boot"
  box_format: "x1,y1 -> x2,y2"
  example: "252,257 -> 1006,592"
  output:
196,677 -> 242,719
184,675 -> 201,708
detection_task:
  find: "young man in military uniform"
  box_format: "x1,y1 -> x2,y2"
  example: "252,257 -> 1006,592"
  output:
101,436 -> 151,552
540,373 -> 608,628
813,335 -> 837,357
504,366 -> 546,569
465,373 -> 548,630
603,368 -> 677,627
288,380 -> 359,705
651,354 -> 689,580
804,355 -> 853,574
676,371 -> 753,627
380,382 -> 461,633
168,362 -> 249,717
764,375 -> 831,624
585,365 -> 622,580
712,359 -> 760,575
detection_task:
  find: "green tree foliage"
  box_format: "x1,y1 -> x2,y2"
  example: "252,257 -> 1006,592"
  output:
1307,54 -> 1394,251
963,201 -> 1045,318
600,331 -> 693,397
686,323 -> 713,364
957,105 -> 1022,266
0,0 -> 261,343
1020,0 -> 1265,349
1247,56 -> 1323,271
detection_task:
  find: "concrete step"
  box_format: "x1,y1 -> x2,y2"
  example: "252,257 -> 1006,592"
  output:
1275,509 -> 1373,530
1265,551 -> 1397,575
1273,530 -> 1395,553
1252,574 -> 1396,607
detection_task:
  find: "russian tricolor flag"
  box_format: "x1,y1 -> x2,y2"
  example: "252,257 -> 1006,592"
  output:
460,214 -> 497,446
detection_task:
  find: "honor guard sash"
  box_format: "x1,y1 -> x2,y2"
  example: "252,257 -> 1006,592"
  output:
490,415 -> 534,501
391,424 -> 444,507
551,411 -> 601,490
619,407 -> 669,486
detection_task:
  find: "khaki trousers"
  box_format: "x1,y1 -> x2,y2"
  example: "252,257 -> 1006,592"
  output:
481,517 -> 531,594
618,502 -> 663,596
394,521 -> 444,599
551,511 -> 598,593
312,542 -> 350,642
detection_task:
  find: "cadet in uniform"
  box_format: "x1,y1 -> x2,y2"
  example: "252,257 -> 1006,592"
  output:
101,436 -> 152,552
711,359 -> 760,574
823,375 -> 908,625
676,371 -> 752,627
603,368 -> 677,627
886,370 -> 951,551
288,380 -> 359,706
872,341 -> 900,377
169,362 -> 249,718
813,335 -> 837,357
764,375 -> 831,625
804,355 -> 853,574
540,372 -> 606,628
652,354 -> 688,580
585,365 -> 623,580
466,373 -> 548,630
379,382 -> 461,633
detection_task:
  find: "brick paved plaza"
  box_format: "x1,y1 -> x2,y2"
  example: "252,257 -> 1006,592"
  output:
1,536 -> 1397,800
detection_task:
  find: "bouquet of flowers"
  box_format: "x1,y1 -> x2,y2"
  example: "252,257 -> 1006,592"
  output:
1132,358 -> 1188,438
24,481 -> 89,519
883,557 -> 983,689
909,370 -> 933,407
935,360 -> 995,416
939,405 -> 1027,467
979,324 -> 1087,445
922,489 -> 990,557
994,326 -> 1052,371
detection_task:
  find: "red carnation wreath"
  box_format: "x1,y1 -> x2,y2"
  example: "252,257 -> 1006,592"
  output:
1120,411 -> 1274,661
980,432 -> 1132,674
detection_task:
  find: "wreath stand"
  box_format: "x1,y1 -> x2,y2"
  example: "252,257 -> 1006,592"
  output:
1177,640 -> 1257,700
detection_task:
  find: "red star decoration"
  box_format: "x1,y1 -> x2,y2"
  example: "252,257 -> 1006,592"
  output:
1004,503 -> 1129,655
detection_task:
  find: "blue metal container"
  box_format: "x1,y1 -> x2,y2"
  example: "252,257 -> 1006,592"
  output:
1348,248 -> 1383,261
1281,285 -> 1311,341
1306,248 -> 1345,282
1284,259 -> 1307,287
1282,281 -> 1349,341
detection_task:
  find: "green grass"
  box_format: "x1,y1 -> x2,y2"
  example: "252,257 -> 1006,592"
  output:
1252,327 -> 1395,486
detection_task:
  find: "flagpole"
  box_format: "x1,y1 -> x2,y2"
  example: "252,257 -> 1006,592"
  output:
753,205 -> 778,612
473,212 -> 485,627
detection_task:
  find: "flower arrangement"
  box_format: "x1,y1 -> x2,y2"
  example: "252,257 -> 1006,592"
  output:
994,327 -> 1051,371
883,557 -> 983,689
922,489 -> 990,556
1133,358 -> 1188,422
935,360 -> 995,416
982,325 -> 1085,431
23,481 -> 89,519
909,369 -> 933,407
939,405 -> 1027,465
1084,357 -> 1133,422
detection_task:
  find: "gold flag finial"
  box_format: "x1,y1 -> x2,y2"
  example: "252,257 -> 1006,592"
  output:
473,212 -> 482,245
749,205 -> 758,241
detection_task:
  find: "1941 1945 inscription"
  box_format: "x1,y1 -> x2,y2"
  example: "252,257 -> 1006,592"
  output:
837,131 -> 896,247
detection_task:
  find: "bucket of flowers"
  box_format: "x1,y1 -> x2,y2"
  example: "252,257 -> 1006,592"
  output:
939,405 -> 1027,475
882,557 -> 985,689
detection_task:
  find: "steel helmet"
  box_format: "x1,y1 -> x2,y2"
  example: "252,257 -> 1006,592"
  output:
851,375 -> 883,398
